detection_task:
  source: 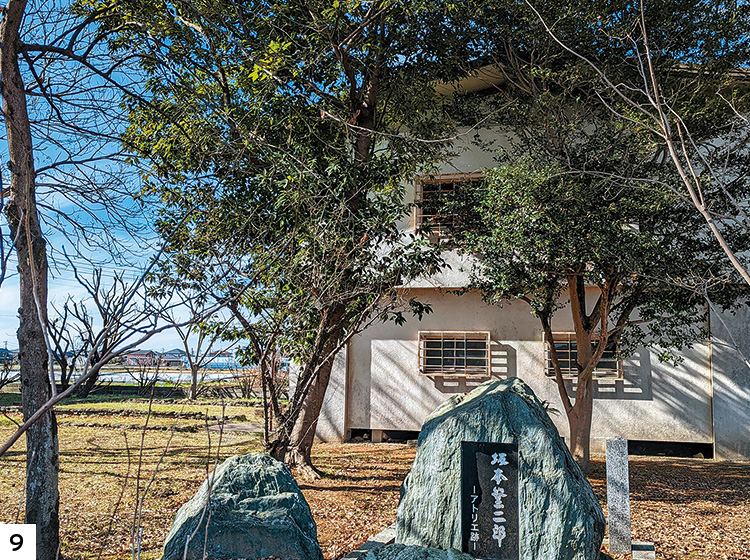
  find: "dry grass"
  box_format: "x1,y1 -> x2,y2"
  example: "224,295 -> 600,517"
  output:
0,406 -> 261,559
296,443 -> 417,559
0,402 -> 748,560
56,398 -> 263,420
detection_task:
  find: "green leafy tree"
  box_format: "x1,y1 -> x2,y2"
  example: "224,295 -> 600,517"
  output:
94,0 -> 483,472
444,0 -> 750,471
451,156 -> 747,471
519,0 -> 750,286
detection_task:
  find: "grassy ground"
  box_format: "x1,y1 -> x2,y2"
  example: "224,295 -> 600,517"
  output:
0,403 -> 261,559
0,393 -> 748,559
55,398 -> 262,420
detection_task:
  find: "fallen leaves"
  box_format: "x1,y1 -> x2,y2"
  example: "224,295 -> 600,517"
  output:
589,456 -> 750,560
1,405 -> 748,560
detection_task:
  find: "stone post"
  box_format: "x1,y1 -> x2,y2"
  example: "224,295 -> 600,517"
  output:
606,436 -> 631,555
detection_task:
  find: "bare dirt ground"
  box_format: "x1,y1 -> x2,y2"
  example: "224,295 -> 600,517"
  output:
307,444 -> 750,560
590,456 -> 750,560
0,405 -> 748,559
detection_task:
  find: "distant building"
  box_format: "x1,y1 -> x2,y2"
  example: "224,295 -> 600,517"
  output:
124,349 -> 157,366
160,348 -> 187,367
204,350 -> 239,370
123,348 -> 242,370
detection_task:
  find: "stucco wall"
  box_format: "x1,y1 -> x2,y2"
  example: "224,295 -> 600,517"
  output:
313,346 -> 348,442
315,127 -> 744,456
710,304 -> 750,460
322,288 -> 716,453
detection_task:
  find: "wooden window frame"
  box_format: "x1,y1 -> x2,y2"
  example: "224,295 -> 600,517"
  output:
544,332 -> 622,379
419,330 -> 491,378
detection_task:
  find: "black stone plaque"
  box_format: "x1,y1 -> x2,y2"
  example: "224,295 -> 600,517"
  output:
461,441 -> 519,560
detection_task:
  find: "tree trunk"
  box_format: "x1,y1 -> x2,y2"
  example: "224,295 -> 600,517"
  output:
77,359 -> 99,398
1,1 -> 60,557
566,375 -> 594,473
18,296 -> 59,560
190,364 -> 199,400
270,357 -> 335,479
77,372 -> 97,398
562,275 -> 599,474
59,361 -> 74,392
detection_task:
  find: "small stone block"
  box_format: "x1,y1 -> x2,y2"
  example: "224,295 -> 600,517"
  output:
342,522 -> 397,560
632,541 -> 656,560
606,437 -> 632,555
371,523 -> 398,545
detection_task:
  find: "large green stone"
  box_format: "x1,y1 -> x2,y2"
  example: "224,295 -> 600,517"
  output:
395,377 -> 605,560
162,453 -> 323,560
364,544 -> 475,560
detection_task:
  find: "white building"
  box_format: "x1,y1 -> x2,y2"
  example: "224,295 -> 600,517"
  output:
315,79 -> 750,460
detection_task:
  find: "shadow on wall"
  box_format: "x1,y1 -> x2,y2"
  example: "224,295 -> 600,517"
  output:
710,303 -> 750,460
589,344 -> 716,446
315,349 -> 348,441
712,356 -> 750,459
713,332 -> 750,460
431,342 -> 517,394
598,348 -> 653,401
569,346 -> 713,436
369,339 -> 438,430
561,348 -> 654,401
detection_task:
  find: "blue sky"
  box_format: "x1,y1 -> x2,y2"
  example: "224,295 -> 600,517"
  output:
0,236 -> 193,352
0,0 -> 193,352
0,1 -> 251,356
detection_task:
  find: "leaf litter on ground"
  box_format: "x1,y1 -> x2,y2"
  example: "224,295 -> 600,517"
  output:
0,406 -> 748,560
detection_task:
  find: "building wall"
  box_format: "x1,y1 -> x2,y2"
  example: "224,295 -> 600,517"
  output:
710,304 -> 750,460
315,347 -> 348,442
320,288 -> 716,454
315,127 -> 748,458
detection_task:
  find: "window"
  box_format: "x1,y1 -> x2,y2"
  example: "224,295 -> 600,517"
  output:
416,173 -> 482,237
544,333 -> 621,379
419,331 -> 491,377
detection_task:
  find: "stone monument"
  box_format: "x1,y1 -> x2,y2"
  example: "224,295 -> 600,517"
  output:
395,377 -> 606,560
606,437 -> 632,555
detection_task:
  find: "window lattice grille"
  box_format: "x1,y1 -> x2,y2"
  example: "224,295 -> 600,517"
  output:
544,332 -> 621,379
416,173 -> 482,237
419,331 -> 490,377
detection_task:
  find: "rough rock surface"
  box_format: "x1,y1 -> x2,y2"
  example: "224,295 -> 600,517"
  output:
395,377 -> 605,560
364,544 -> 474,560
162,453 -> 323,560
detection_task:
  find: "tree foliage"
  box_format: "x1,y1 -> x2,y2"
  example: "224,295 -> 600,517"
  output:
465,0 -> 750,275
91,0 -> 486,469
444,0 -> 750,470
454,156 -> 747,348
